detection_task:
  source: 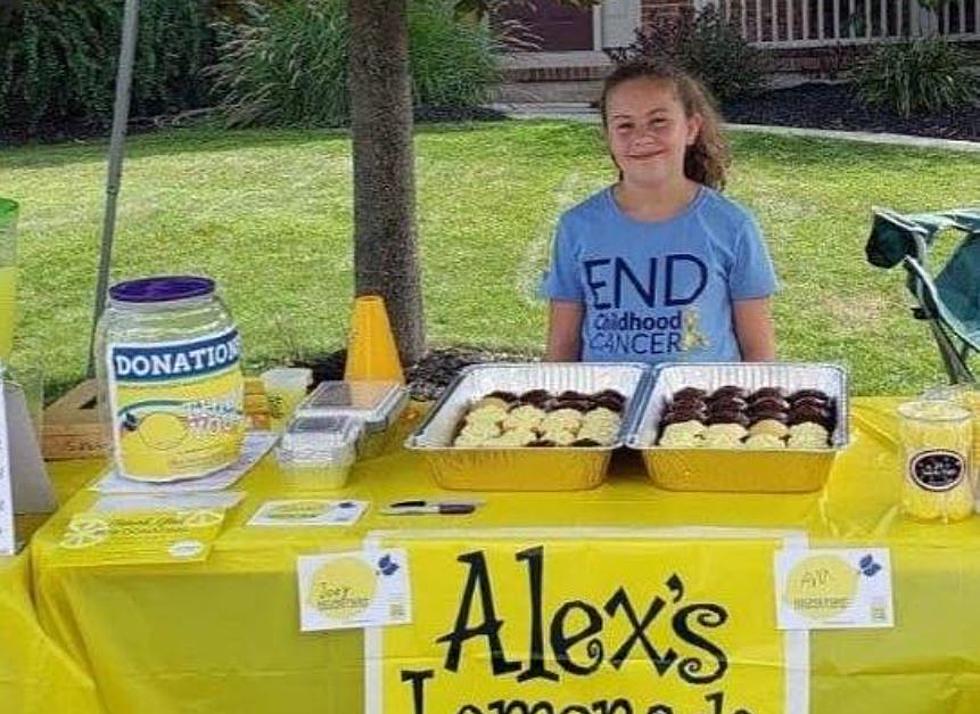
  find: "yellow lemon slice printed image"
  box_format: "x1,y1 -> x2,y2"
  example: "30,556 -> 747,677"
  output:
266,501 -> 330,520
137,411 -> 189,451
308,557 -> 378,621
785,554 -> 859,621
178,509 -> 224,529
60,516 -> 110,550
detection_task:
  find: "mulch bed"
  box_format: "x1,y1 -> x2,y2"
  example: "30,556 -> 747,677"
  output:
721,82 -> 979,142
293,346 -> 538,401
0,106 -> 509,146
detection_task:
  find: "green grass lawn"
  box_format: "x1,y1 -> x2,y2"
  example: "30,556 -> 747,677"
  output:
1,120 -> 978,399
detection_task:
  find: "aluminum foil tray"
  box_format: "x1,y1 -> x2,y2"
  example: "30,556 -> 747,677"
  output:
626,362 -> 850,493
406,362 -> 652,491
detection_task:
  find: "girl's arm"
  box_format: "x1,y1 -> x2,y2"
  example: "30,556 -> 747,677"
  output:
546,300 -> 584,361
733,297 -> 776,361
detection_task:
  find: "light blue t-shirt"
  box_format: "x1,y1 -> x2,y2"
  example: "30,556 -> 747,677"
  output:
541,185 -> 778,364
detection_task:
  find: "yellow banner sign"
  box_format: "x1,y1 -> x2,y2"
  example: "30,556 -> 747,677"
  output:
373,532 -> 805,714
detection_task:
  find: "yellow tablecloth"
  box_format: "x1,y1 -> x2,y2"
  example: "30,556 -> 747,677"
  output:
1,461 -> 102,714
13,397 -> 980,713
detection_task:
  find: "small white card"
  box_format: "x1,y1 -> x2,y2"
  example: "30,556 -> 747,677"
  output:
775,548 -> 894,630
249,499 -> 368,527
91,491 -> 247,513
93,432 -> 277,494
297,549 -> 411,632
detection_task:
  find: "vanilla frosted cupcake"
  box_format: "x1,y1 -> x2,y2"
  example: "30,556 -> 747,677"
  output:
494,428 -> 537,447
704,423 -> 748,441
458,420 -> 501,441
584,407 -> 620,426
541,408 -> 583,433
658,423 -> 705,447
744,433 -> 786,449
660,419 -> 705,438
578,422 -> 618,443
541,429 -> 578,446
787,422 -> 830,448
749,418 -> 789,439
465,404 -> 508,426
472,396 -> 512,412
453,431 -> 485,447
703,422 -> 747,448
503,405 -> 545,431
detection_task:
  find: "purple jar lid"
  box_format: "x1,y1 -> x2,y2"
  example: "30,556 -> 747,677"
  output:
109,276 -> 215,304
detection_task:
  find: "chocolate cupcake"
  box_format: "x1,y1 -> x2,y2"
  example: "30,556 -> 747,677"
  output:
748,397 -> 790,414
750,386 -> 786,401
710,385 -> 748,401
591,396 -> 625,413
792,396 -> 832,411
706,410 -> 750,427
789,388 -> 830,404
553,398 -> 593,413
749,409 -> 789,425
486,390 -> 519,403
673,387 -> 708,402
593,389 -> 626,405
558,390 -> 591,402
662,409 -> 707,426
670,399 -> 708,415
671,395 -> 707,408
788,405 -> 833,428
519,389 -> 552,406
708,396 -> 748,414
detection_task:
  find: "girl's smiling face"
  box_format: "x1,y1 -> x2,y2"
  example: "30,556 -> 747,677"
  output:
604,77 -> 703,187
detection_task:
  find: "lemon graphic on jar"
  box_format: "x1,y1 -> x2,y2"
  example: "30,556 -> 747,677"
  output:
137,411 -> 189,451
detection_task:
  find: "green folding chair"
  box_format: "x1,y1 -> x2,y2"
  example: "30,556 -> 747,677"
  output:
866,207 -> 980,384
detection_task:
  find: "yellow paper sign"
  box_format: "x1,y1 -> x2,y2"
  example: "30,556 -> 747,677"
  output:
55,508 -> 226,566
372,531 -> 804,714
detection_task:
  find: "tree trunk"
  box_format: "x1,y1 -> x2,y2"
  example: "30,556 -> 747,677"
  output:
348,0 -> 426,365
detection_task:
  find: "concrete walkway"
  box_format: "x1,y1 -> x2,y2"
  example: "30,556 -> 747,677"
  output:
488,102 -> 980,153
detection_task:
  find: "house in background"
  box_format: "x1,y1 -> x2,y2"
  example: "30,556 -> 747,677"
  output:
495,0 -> 980,101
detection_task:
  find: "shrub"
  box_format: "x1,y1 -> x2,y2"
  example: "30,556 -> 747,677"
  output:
605,5 -> 766,103
0,0 -> 212,132
209,0 -> 501,128
854,38 -> 979,118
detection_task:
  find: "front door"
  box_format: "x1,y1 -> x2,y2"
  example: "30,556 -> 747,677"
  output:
497,0 -> 594,51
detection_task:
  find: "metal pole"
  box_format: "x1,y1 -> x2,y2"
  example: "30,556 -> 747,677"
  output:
86,0 -> 141,377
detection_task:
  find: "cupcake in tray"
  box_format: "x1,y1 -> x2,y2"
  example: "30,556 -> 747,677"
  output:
451,388 -> 626,447
655,384 -> 835,449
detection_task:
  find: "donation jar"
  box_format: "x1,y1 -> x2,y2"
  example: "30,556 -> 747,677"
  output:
96,276 -> 246,482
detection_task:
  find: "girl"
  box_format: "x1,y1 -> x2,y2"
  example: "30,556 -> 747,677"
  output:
543,61 -> 777,364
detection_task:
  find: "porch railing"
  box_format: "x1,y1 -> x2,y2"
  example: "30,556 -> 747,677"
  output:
703,0 -> 980,47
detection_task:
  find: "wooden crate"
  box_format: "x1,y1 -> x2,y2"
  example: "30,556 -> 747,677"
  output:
42,378 -> 273,460
42,379 -> 108,461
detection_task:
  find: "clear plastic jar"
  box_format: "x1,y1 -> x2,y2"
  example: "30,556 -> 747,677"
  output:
95,276 -> 245,482
898,399 -> 973,523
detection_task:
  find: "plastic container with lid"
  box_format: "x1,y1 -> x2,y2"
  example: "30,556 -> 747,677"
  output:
276,414 -> 362,489
261,366 -> 313,431
296,380 -> 408,459
95,275 -> 246,482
